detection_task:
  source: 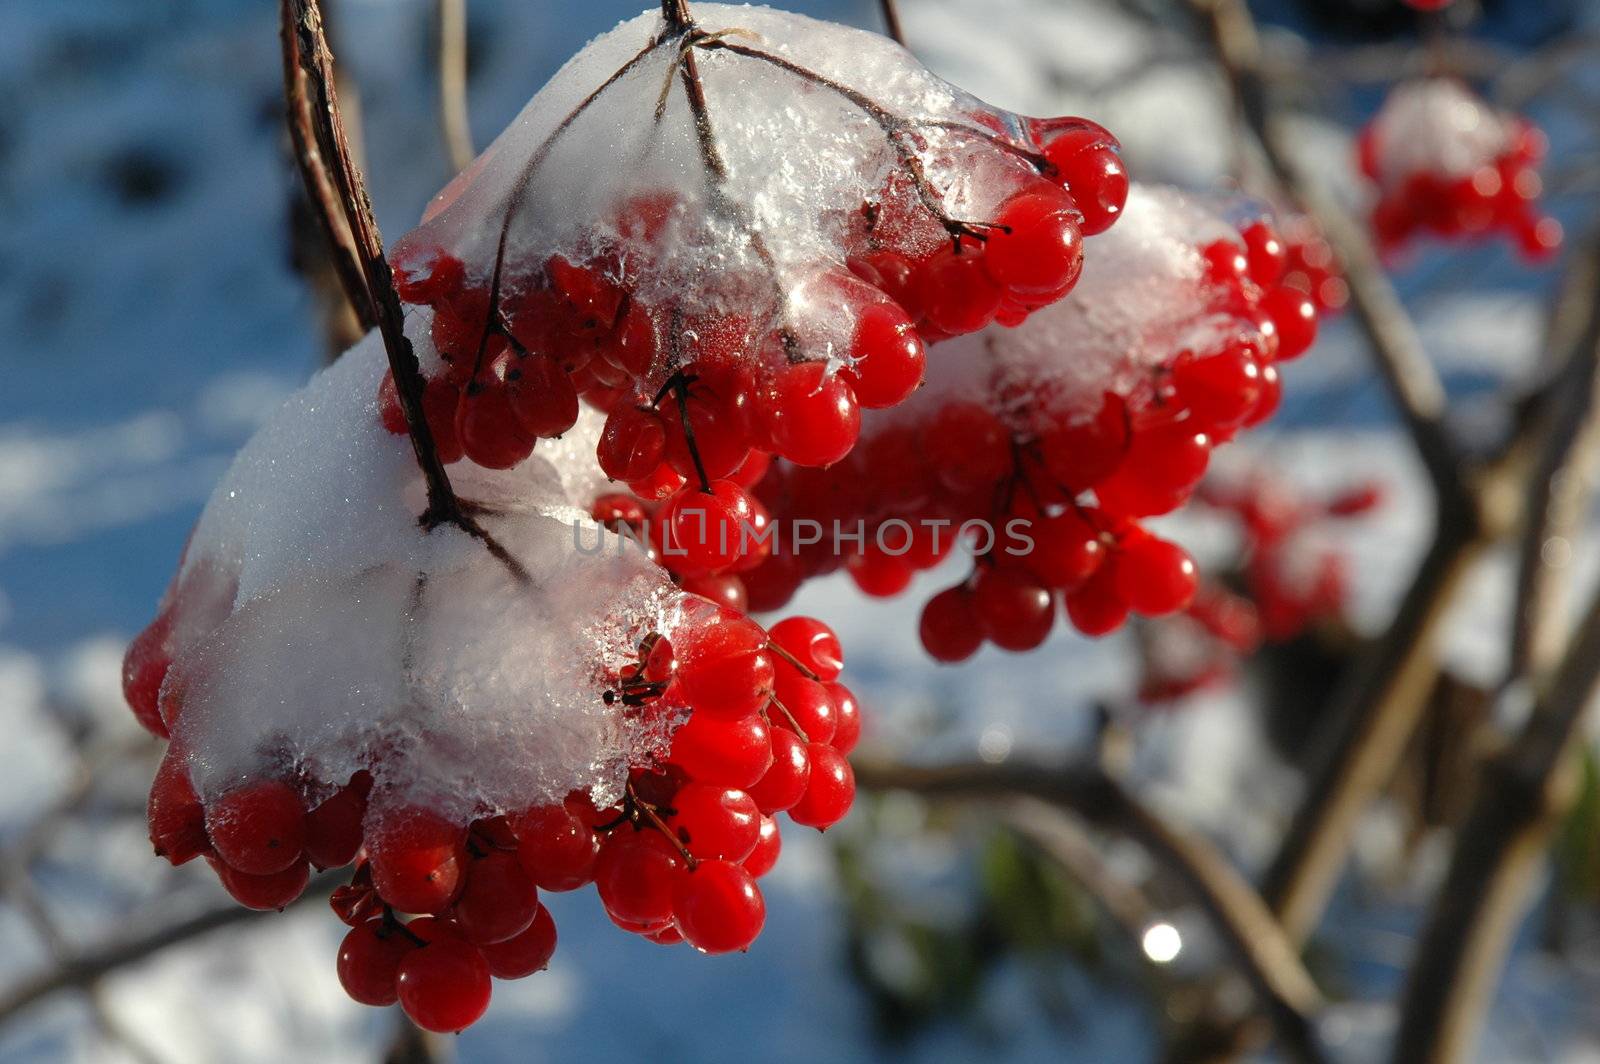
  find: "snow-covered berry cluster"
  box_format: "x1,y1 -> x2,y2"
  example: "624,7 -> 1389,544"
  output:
1358,78 -> 1560,260
379,3 -> 1127,500
732,185 -> 1319,658
125,327 -> 863,1033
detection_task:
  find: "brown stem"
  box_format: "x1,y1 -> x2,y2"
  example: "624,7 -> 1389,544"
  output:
279,1 -> 374,333
282,0 -> 465,532
437,0 -> 474,173
877,0 -> 906,46
661,0 -> 693,32
855,758 -> 1327,1064
0,873 -> 342,1025
1391,582 -> 1600,1063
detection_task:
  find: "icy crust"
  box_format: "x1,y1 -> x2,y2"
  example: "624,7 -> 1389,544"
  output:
891,184 -> 1254,432
410,3 -> 1052,362
1370,79 -> 1512,183
164,329 -> 686,821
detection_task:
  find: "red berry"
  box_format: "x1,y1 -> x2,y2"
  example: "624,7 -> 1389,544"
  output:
919,586 -> 984,663
206,780 -> 306,876
1026,510 -> 1104,589
747,727 -> 811,814
663,481 -> 755,573
667,783 -> 762,862
367,807 -> 467,914
512,803 -> 600,892
1241,221 -> 1287,286
337,919 -> 417,1007
673,616 -> 775,721
761,361 -> 861,468
923,402 -> 1012,492
982,190 -> 1084,295
771,671 -> 837,745
766,617 -> 844,681
453,851 -> 540,945
1261,287 -> 1317,360
826,682 -> 861,755
919,246 -> 1003,335
1042,129 -> 1128,235
1094,422 -> 1211,518
847,545 -> 914,598
1113,533 -> 1198,616
397,937 -> 492,1033
1038,393 -> 1129,492
304,779 -> 368,870
672,860 -> 765,954
595,829 -> 685,926
148,748 -> 208,866
481,902 -> 558,979
599,407 -> 666,482
972,567 -> 1055,652
210,855 -> 310,910
457,385 -> 536,470
1172,345 -> 1264,431
505,353 -> 579,438
743,815 -> 782,878
123,615 -> 172,738
1063,564 -> 1129,636
845,303 -> 925,408
669,711 -> 774,790
787,744 -> 855,829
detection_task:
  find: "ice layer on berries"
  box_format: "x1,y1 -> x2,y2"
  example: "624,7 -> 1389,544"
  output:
148,321 -> 693,822
1364,79 -> 1513,185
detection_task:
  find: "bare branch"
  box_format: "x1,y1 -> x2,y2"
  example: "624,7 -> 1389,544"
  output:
1392,577 -> 1600,1062
437,0 -> 474,174
855,758 -> 1327,1064
0,874 -> 341,1026
1259,523 -> 1484,943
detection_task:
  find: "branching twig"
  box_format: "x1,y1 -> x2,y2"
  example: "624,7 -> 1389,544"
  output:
0,874 -> 342,1025
437,0 -> 474,173
1391,580 -> 1600,1062
855,758 -> 1327,1064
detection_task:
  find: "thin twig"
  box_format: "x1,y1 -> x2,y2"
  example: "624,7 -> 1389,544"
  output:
0,874 -> 342,1025
280,1 -> 374,333
855,758 -> 1327,1064
282,0 -> 465,532
877,0 -> 905,46
437,0 -> 474,173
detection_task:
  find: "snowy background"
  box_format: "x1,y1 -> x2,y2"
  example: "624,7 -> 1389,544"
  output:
2,0 -> 1598,1061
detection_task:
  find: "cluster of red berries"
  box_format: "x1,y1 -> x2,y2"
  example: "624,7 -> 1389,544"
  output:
1358,80 -> 1561,261
1277,215 -> 1348,315
1197,476 -> 1381,643
374,116 -> 1128,482
128,596 -> 859,1033
736,216 -> 1319,659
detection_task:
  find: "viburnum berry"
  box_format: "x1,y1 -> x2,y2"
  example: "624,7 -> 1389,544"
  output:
663,480 -> 756,573
766,617 -> 843,681
1063,565 -> 1131,637
337,919 -> 417,1007
844,303 -> 926,409
826,683 -> 862,755
595,829 -> 686,928
304,775 -> 369,870
480,903 -> 558,979
673,614 -> 776,721
919,586 -> 984,663
787,744 -> 856,830
971,567 -> 1055,652
672,860 -> 765,955
771,670 -> 838,745
123,612 -> 173,738
760,361 -> 861,469
847,545 -> 915,598
666,783 -> 762,863
211,855 -> 311,911
148,748 -> 209,866
452,851 -> 540,946
668,711 -> 774,790
1113,533 -> 1198,617
747,727 -> 812,815
367,807 -> 467,915
512,802 -> 600,892
598,406 -> 667,482
396,933 -> 493,1033
1038,126 -> 1129,236
205,780 -> 307,877
743,816 -> 782,878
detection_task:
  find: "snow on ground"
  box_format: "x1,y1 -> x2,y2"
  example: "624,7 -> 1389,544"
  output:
2,0 -> 1599,1061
